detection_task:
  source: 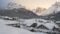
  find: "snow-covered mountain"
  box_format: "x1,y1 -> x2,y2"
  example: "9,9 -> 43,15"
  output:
40,2 -> 60,16
37,2 -> 60,21
46,2 -> 60,21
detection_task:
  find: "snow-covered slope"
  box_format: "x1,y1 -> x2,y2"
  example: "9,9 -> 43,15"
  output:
0,19 -> 46,34
0,19 -> 20,34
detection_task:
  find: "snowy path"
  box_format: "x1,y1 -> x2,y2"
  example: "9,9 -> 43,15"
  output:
0,19 -> 47,34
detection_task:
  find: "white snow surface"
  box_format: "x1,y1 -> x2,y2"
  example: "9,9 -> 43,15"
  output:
0,19 -> 46,34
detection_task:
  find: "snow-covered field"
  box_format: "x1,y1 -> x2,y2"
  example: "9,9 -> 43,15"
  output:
0,19 -> 47,34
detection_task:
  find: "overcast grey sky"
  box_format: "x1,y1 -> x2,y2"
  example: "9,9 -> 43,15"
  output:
0,0 -> 59,9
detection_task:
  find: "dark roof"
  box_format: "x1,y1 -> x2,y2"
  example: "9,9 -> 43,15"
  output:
37,25 -> 49,30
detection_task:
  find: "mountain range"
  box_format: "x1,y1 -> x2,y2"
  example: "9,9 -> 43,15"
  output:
0,8 -> 40,19
0,2 -> 60,21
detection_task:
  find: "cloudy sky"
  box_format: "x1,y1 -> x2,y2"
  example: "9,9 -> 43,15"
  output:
0,0 -> 59,9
